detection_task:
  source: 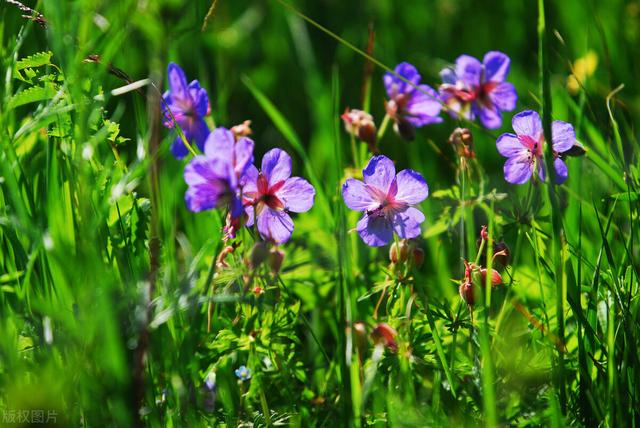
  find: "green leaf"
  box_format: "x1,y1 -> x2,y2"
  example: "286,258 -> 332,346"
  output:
15,51 -> 53,71
7,84 -> 58,109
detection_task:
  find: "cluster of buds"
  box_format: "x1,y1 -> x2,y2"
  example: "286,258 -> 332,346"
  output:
459,260 -> 502,307
448,127 -> 475,159
248,241 -> 285,274
389,239 -> 424,269
476,225 -> 511,268
341,108 -> 377,151
459,226 -> 509,307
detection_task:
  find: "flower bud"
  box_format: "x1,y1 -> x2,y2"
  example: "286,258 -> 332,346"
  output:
459,280 -> 474,306
252,286 -> 264,296
492,241 -> 510,267
480,268 -> 502,287
480,225 -> 488,241
269,248 -> 285,273
389,240 -> 410,264
250,242 -> 269,269
371,323 -> 398,352
394,119 -> 416,141
231,120 -> 253,139
561,140 -> 586,157
448,127 -> 475,159
341,108 -> 377,147
412,247 -> 425,268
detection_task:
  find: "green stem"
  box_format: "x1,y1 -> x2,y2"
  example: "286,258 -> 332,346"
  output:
538,0 -> 567,413
349,131 -> 359,167
376,113 -> 391,143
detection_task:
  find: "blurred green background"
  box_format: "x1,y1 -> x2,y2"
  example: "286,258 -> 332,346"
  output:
1,0 -> 639,426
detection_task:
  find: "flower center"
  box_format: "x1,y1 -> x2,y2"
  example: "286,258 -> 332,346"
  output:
256,173 -> 285,210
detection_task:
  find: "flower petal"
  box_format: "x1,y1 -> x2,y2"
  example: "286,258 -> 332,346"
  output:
483,51 -> 511,83
256,207 -> 294,244
244,204 -> 255,227
538,160 -> 546,182
440,67 -> 457,84
234,137 -> 255,177
551,120 -> 576,153
188,80 -> 210,117
393,207 -> 425,239
363,155 -> 396,194
167,63 -> 189,101
394,169 -> 429,205
384,62 -> 422,97
489,82 -> 517,112
342,178 -> 378,212
204,127 -> 235,160
241,164 -> 259,201
496,133 -> 527,158
356,214 -> 393,247
184,156 -> 228,186
455,55 -> 483,87
184,157 -> 231,212
261,148 -> 292,186
171,136 -> 189,159
503,155 -> 533,184
342,178 -> 386,211
476,103 -> 503,129
512,110 -> 542,139
554,157 -> 569,184
188,118 -> 210,153
405,84 -> 443,127
185,183 -> 226,212
277,177 -> 315,213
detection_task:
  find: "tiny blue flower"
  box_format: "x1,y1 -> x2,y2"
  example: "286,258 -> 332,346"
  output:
235,365 -> 252,381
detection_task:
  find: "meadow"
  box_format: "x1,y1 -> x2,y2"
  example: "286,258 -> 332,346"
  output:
1,0 -> 639,426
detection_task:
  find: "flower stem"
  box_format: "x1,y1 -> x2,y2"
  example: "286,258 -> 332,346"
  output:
376,113 -> 391,143
349,132 -> 360,167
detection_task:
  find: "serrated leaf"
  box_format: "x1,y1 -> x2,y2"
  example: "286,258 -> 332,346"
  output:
16,51 -> 53,71
7,85 -> 58,109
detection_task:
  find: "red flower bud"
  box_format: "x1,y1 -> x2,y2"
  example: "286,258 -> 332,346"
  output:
371,323 -> 398,352
459,280 -> 474,306
412,247 -> 425,268
480,225 -> 488,241
269,248 -> 285,273
389,240 -> 410,264
341,108 -> 377,147
480,268 -> 502,287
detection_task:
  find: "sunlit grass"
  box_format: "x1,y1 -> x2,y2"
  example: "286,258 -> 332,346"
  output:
1,0 -> 639,426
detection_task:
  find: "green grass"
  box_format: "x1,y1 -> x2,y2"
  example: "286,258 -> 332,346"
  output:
1,0 -> 639,426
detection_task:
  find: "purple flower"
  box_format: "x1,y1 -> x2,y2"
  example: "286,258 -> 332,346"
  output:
184,127 -> 254,216
496,110 -> 576,184
242,149 -> 315,244
439,52 -> 517,129
342,155 -> 429,247
162,62 -> 211,159
384,62 -> 442,139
